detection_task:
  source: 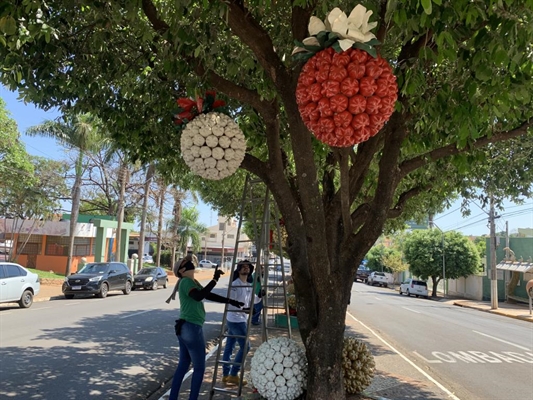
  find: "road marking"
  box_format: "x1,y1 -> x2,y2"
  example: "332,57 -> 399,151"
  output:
347,311 -> 460,400
119,310 -> 152,319
33,307 -> 51,310
402,307 -> 421,314
65,302 -> 81,306
374,297 -> 382,301
472,330 -> 531,351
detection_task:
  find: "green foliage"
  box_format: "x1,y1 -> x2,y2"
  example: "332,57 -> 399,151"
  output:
175,207 -> 207,255
155,250 -> 173,269
403,229 -> 480,281
366,244 -> 402,273
1,155 -> 68,219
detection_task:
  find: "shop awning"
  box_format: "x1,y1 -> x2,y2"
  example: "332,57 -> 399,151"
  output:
496,261 -> 533,273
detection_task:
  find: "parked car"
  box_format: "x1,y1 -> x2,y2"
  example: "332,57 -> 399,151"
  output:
0,262 -> 40,308
63,262 -> 132,299
198,259 -> 217,268
132,267 -> 168,290
355,267 -> 371,282
142,254 -> 154,264
367,271 -> 389,287
399,278 -> 428,298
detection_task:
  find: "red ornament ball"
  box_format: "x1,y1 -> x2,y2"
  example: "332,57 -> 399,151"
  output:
296,47 -> 398,147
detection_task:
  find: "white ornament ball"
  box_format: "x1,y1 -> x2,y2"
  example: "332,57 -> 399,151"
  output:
180,112 -> 246,180
250,337 -> 307,400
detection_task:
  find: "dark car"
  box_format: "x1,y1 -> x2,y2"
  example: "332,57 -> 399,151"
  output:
132,267 -> 168,290
62,262 -> 132,299
355,267 -> 371,282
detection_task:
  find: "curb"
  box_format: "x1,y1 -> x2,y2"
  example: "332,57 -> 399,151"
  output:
453,301 -> 533,323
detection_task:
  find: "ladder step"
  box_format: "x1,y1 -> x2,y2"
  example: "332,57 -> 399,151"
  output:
218,360 -> 243,366
211,387 -> 240,394
223,333 -> 248,339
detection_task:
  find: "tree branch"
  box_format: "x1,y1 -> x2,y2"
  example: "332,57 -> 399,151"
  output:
400,120 -> 533,178
223,0 -> 291,91
376,0 -> 391,43
141,0 -> 169,34
387,186 -> 428,219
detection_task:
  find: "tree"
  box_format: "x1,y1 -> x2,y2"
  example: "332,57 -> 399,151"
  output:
1,2 -> 533,397
0,96 -> 33,202
26,114 -> 103,275
403,230 -> 480,297
1,156 -> 68,261
175,207 -> 207,256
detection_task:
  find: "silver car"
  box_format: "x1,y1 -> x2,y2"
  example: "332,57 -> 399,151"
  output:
0,262 -> 41,308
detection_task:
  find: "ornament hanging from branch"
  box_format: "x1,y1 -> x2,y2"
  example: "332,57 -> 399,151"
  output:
174,91 -> 246,180
293,5 -> 398,148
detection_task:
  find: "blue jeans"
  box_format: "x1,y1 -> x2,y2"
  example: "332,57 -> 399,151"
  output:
169,321 -> 206,400
252,300 -> 263,324
222,321 -> 250,376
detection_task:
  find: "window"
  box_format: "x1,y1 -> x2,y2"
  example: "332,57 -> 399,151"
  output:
0,265 -> 5,279
17,234 -> 42,255
5,264 -> 25,278
227,234 -> 235,239
219,223 -> 226,231
46,236 -> 94,256
209,233 -> 216,239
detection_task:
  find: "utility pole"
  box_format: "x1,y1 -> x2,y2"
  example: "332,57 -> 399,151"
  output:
489,196 -> 498,310
220,219 -> 227,271
115,164 -> 127,262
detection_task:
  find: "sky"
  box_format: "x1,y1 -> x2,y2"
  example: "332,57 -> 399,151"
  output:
1,85 -> 532,236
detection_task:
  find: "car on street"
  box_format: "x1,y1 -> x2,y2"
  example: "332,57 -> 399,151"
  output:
355,267 -> 372,282
367,271 -> 389,287
132,266 -> 168,290
62,262 -> 132,299
0,262 -> 41,308
198,259 -> 217,268
142,254 -> 154,264
399,278 -> 428,298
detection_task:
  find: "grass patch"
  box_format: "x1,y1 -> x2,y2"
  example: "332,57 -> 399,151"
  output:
28,268 -> 64,280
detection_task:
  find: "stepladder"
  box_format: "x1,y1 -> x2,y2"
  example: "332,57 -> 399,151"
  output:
209,175 -> 293,398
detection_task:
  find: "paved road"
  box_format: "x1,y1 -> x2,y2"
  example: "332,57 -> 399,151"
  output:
0,277 -> 232,400
349,283 -> 533,400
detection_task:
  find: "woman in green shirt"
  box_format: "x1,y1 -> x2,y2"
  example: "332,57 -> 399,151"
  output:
168,256 -> 243,400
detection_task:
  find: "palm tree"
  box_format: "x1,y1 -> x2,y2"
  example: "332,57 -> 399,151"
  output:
26,114 -> 103,276
176,207 -> 207,256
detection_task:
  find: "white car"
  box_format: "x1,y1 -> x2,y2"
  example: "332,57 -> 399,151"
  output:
142,254 -> 154,263
399,278 -> 428,298
198,259 -> 217,268
0,262 -> 41,308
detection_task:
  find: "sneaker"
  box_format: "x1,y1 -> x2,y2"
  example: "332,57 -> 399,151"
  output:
226,375 -> 247,386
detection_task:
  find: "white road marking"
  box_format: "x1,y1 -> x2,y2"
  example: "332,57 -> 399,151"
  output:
347,311 -> 460,400
33,307 -> 51,310
119,310 -> 152,319
65,302 -> 81,306
473,330 -> 531,351
374,297 -> 382,301
402,307 -> 421,314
